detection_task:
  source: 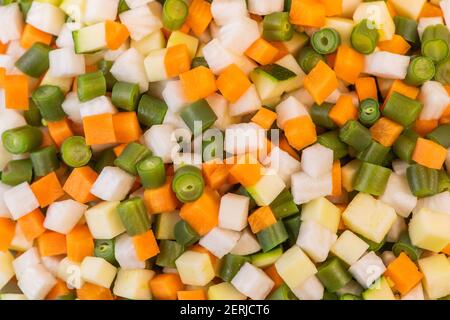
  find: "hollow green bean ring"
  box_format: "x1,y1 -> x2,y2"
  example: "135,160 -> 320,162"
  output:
172,165 -> 205,203
359,98 -> 381,127
311,28 -> 341,55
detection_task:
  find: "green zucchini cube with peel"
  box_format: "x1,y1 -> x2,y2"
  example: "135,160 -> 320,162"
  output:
246,173 -> 285,207
250,64 -> 297,103
418,254 -> 450,300
409,207 -> 450,253
155,211 -> 181,240
362,276 -> 396,300
73,22 -> 107,54
301,197 -> 341,233
342,192 -> 397,243
275,245 -> 317,289
113,269 -> 155,300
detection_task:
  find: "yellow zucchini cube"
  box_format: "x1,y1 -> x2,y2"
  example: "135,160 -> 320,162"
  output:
275,245 -> 317,289
330,230 -> 370,265
167,31 -> 199,59
418,254 -> 450,300
113,269 -> 155,300
301,197 -> 341,233
175,251 -> 215,286
409,208 -> 450,253
80,256 -> 118,289
390,0 -> 426,20
207,282 -> 247,300
131,30 -> 166,56
0,251 -> 14,290
353,1 -> 396,41
342,193 -> 397,243
84,201 -> 125,239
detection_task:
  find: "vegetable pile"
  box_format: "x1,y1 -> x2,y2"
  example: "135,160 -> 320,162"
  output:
0,0 -> 450,301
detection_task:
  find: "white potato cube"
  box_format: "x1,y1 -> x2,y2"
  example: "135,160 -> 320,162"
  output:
418,254 -> 450,300
91,167 -> 136,201
81,256 -> 117,288
113,268 -> 155,300
85,201 -> 126,239
409,207 -> 450,253
291,275 -> 324,300
231,263 -> 274,300
342,193 -> 397,243
115,233 -> 146,270
349,252 -> 386,289
331,230 -> 369,265
175,251 -> 215,286
379,173 -> 417,218
291,171 -> 333,205
297,220 -> 338,263
44,200 -> 87,234
199,227 -> 241,258
218,193 -> 249,231
275,245 -> 317,289
119,5 -> 162,41
3,182 -> 39,220
301,197 -> 341,234
0,251 -> 15,290
301,144 -> 334,178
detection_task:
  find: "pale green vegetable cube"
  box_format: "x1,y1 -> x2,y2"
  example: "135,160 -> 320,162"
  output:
390,0 -> 426,20
409,208 -> 450,253
175,251 -> 215,286
207,282 -> 247,300
0,251 -> 14,291
362,276 -> 396,300
113,269 -> 155,300
247,173 -> 285,206
275,245 -> 317,289
131,30 -> 166,56
81,256 -> 117,289
144,48 -> 168,82
330,230 -> 369,265
84,201 -> 125,239
418,254 -> 450,300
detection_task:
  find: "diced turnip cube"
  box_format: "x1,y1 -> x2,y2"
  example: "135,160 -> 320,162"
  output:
230,228 -> 261,255
211,0 -> 248,26
162,80 -> 189,113
291,171 -> 333,205
84,0 -> 119,25
229,85 -> 262,117
331,230 -> 369,265
413,191 -> 450,216
91,167 -> 135,201
49,47 -> 85,78
26,2 -> 65,36
206,93 -> 232,131
392,159 -> 409,176
202,39 -> 235,75
297,220 -> 338,263
386,214 -> 407,243
13,248 -> 41,280
419,81 -> 450,120
111,48 -> 148,93
247,172 -> 286,206
81,256 -> 118,288
440,0 -> 450,30
418,17 -> 443,39
349,252 -> 386,289
85,201 -> 126,239
300,197 -> 341,233
276,96 -> 309,129
79,96 -> 117,118
44,200 -> 88,234
119,5 -> 162,41
0,4 -> 23,43
291,275 -> 324,300
41,256 -> 62,277
0,251 -> 14,290
18,264 -> 57,300
125,0 -> 153,8
364,51 -> 410,79
231,263 -> 274,300
3,182 -> 39,220
248,0 -> 283,16
224,123 -> 266,155
0,109 -> 27,136
301,144 -> 334,178
115,233 -> 146,270
262,147 -> 301,186
418,254 -> 450,300
0,182 -> 12,219
218,193 -> 249,231
57,257 -> 84,289
401,283 -> 425,300
199,227 -> 241,258
219,17 -> 260,55
61,92 -> 82,123
143,124 -> 180,163
379,173 -> 417,218
56,22 -> 81,48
